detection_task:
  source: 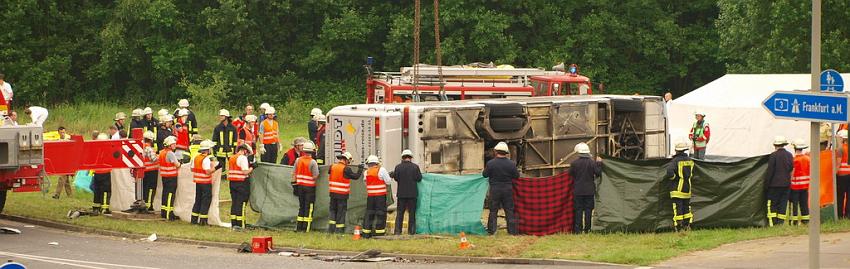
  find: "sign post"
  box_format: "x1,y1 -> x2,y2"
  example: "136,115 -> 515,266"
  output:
810,2 -> 821,269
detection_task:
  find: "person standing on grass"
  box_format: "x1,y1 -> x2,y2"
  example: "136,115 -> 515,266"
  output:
837,130 -> 850,219
142,107 -> 158,141
327,152 -> 363,233
765,136 -> 793,226
212,109 -> 237,173
391,149 -> 422,235
227,144 -> 254,230
156,115 -> 174,153
258,106 -> 280,163
141,131 -> 159,211
174,109 -> 191,158
308,108 -> 322,145
24,106 -> 48,126
569,142 -> 602,234
129,109 -> 144,138
190,140 -> 218,225
237,114 -> 259,163
92,133 -> 113,215
790,139 -> 811,224
174,99 -> 198,135
313,115 -> 327,164
482,142 -> 519,235
667,142 -> 695,231
233,104 -> 254,131
114,112 -> 126,133
53,127 -> 74,199
293,141 -> 320,232
362,155 -> 391,238
159,136 -> 181,221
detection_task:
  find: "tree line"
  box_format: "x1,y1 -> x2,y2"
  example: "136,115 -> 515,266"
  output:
2,0 -> 848,107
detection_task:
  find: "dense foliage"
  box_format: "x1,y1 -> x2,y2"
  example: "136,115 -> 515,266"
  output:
1,0 -> 848,107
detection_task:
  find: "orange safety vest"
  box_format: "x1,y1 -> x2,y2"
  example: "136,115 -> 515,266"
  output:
238,127 -> 256,148
839,143 -> 850,176
294,156 -> 316,187
329,162 -> 350,195
227,154 -> 249,182
159,149 -> 179,178
792,154 -> 811,190
261,119 -> 279,144
192,153 -> 212,184
144,145 -> 159,172
365,166 -> 387,197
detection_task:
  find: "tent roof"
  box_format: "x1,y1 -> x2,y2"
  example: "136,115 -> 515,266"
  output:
673,73 -> 850,109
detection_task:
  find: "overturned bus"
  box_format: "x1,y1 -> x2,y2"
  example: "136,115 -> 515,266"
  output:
324,95 -> 667,178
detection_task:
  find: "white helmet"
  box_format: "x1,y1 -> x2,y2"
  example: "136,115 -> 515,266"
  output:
338,151 -> 353,160
143,107 -> 153,115
158,108 -> 169,117
143,131 -> 155,140
310,108 -> 323,117
366,155 -> 380,164
401,149 -> 414,158
302,141 -> 316,152
131,109 -> 142,118
160,114 -> 174,123
178,99 -> 190,108
237,144 -> 253,155
773,136 -> 788,146
793,139 -> 808,150
674,142 -> 689,151
259,103 -> 270,110
114,112 -> 127,121
838,130 -> 849,139
574,142 -> 591,154
494,142 -> 510,153
177,109 -> 189,117
266,106 -> 276,114
695,112 -> 706,117
315,114 -> 327,123
245,114 -> 258,122
163,136 -> 177,146
219,109 -> 230,117
199,139 -> 215,151
96,133 -> 110,140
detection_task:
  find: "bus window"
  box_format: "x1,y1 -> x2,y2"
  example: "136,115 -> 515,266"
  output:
531,81 -> 547,96
579,84 -> 590,95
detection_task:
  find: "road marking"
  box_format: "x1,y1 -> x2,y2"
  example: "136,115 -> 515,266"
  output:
0,251 -> 160,269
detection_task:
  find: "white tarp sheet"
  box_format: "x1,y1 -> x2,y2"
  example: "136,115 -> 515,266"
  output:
669,73 -> 849,157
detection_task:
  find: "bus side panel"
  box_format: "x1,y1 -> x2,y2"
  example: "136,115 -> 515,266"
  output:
327,116 -> 376,165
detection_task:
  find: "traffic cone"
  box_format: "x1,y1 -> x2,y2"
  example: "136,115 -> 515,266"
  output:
353,225 -> 362,240
458,232 -> 471,250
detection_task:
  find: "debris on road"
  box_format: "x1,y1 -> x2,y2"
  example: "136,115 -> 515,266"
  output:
142,233 -> 157,242
23,225 -> 35,228
48,242 -> 59,246
0,227 -> 22,234
314,249 -> 404,263
276,252 -> 299,257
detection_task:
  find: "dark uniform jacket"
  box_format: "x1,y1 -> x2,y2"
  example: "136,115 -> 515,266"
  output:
212,122 -> 237,157
569,156 -> 602,196
155,126 -> 173,152
765,148 -> 794,188
391,160 -> 423,198
482,157 -> 519,188
665,152 -> 694,196
308,120 -> 318,144
129,119 -> 144,138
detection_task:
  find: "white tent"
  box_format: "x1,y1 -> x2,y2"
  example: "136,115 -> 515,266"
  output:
669,73 -> 849,157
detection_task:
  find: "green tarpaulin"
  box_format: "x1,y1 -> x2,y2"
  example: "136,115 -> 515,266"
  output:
250,162 -> 393,232
594,155 -> 769,232
416,173 -> 488,235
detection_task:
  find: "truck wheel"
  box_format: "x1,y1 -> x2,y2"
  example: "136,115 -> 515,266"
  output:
490,117 -> 525,132
486,103 -> 524,117
0,190 -> 7,214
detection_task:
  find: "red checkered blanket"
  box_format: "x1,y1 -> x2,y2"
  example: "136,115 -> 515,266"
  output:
513,173 -> 573,235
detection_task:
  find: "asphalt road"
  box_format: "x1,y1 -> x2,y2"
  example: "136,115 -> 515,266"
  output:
0,219 -> 629,269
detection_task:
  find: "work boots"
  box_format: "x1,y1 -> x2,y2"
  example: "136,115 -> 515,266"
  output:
191,215 -> 199,224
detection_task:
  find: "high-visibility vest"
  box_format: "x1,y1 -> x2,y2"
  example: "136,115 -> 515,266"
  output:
294,156 -> 316,187
159,149 -> 178,178
192,154 -> 212,184
792,154 -> 811,190
144,145 -> 159,172
691,122 -> 708,148
839,143 -> 850,176
238,127 -> 256,149
262,119 -> 279,144
329,162 -> 351,195
670,159 -> 694,199
365,166 -> 387,197
227,154 -> 249,182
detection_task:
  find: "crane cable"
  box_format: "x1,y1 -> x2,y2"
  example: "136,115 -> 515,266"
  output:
412,0 -> 421,102
434,0 -> 445,101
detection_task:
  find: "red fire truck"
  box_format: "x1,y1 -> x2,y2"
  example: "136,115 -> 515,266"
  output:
0,126 -> 145,214
365,63 -> 595,104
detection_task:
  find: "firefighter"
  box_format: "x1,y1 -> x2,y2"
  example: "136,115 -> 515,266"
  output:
390,149 -> 422,235
142,107 -> 158,147
308,108 -> 322,144
482,142 -> 519,235
281,137 -> 307,166
129,109 -> 144,138
667,141 -> 694,231
790,139 -> 811,225
258,103 -> 271,123
212,109 -> 237,172
228,144 -> 254,230
569,142 -> 602,234
174,109 -> 191,159
314,115 -> 327,164
689,112 -> 710,159
362,155 -> 391,238
232,104 -> 254,131
258,106 -> 279,163
92,133 -> 113,215
191,140 -> 219,225
156,115 -> 174,153
765,136 -> 793,226
141,131 -> 159,211
293,141 -> 319,232
174,99 -> 198,135
837,130 -> 850,218
159,136 -> 181,220
237,114 -> 258,162
114,112 -> 127,133
328,151 -> 364,233
189,134 -> 204,160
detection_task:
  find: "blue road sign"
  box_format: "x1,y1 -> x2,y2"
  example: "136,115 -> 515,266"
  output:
820,69 -> 844,92
763,91 -> 849,123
